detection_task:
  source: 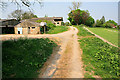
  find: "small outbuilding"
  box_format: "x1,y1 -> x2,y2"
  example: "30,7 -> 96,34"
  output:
14,20 -> 41,34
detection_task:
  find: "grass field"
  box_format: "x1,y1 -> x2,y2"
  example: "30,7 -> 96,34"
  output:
76,25 -> 119,78
87,27 -> 118,46
47,26 -> 68,34
2,38 -> 57,78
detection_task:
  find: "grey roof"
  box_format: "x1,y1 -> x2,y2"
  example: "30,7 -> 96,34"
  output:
0,19 -> 17,22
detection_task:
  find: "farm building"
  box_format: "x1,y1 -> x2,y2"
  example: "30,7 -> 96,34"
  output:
28,17 -> 63,26
14,20 -> 42,34
0,19 -> 19,34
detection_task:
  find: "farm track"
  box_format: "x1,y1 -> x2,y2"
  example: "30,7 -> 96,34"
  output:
0,26 -> 84,78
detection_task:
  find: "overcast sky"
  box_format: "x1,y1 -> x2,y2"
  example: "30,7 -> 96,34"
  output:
1,0 -> 119,23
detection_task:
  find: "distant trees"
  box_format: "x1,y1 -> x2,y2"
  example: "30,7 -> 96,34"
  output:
68,9 -> 95,26
8,10 -> 24,21
21,11 -> 38,20
94,16 -> 118,28
8,10 -> 38,21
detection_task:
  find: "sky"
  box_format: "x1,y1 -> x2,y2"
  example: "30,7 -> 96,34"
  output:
0,0 -> 119,24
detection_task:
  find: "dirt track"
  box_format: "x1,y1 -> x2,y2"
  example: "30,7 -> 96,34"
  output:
0,26 -> 84,78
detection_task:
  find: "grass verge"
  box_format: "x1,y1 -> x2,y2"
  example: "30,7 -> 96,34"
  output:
47,26 -> 68,34
87,27 -> 118,46
2,38 -> 57,78
76,25 -> 119,78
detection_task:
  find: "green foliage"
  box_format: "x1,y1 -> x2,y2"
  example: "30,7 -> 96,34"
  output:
2,38 -> 57,78
76,26 -> 119,78
68,9 -> 94,26
76,24 -> 94,36
65,22 -> 72,26
22,12 -> 38,20
79,37 -> 119,78
100,16 -> 105,24
85,16 -> 95,27
61,22 -> 65,26
106,20 -> 117,26
47,26 -> 68,34
36,19 -> 56,33
94,17 -> 117,28
103,23 -> 114,28
95,19 -> 103,27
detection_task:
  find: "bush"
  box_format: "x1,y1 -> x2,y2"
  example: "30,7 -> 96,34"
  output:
95,19 -> 103,27
103,22 -> 115,28
106,20 -> 117,26
65,22 -> 71,26
36,19 -> 56,33
61,22 -> 65,26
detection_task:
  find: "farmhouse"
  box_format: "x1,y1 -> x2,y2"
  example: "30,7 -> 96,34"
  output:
29,17 -> 63,26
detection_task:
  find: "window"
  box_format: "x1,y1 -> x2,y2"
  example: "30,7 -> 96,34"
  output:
57,22 -> 59,24
32,27 -> 35,29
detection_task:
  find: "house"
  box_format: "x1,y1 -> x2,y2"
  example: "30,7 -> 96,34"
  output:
0,19 -> 19,34
28,17 -> 63,26
14,20 -> 41,34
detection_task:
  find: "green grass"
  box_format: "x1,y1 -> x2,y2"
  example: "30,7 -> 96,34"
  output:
87,27 -> 118,46
74,25 -> 94,37
2,38 -> 57,78
47,26 -> 68,34
75,25 -> 119,78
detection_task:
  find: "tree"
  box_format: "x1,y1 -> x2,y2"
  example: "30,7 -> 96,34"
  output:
85,16 -> 95,26
73,9 -> 82,25
21,11 -> 38,20
106,20 -> 117,26
100,16 -> 105,24
95,19 -> 102,27
8,10 -> 24,21
69,1 -> 82,10
68,9 -> 94,26
81,10 -> 89,24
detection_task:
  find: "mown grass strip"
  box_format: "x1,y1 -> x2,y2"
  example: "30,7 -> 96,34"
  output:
87,27 -> 118,46
47,26 -> 68,34
2,38 -> 57,78
76,25 -> 119,78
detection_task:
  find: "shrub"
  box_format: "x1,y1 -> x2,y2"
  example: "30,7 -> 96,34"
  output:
103,22 -> 115,28
36,19 -> 56,33
61,22 -> 65,26
65,22 -> 71,26
106,20 -> 117,26
95,19 -> 103,27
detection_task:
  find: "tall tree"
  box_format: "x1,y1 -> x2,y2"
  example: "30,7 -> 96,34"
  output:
100,16 -> 105,24
8,10 -> 24,21
69,1 -> 82,10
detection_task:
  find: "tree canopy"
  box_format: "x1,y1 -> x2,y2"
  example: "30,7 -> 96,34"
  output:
68,9 -> 94,26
